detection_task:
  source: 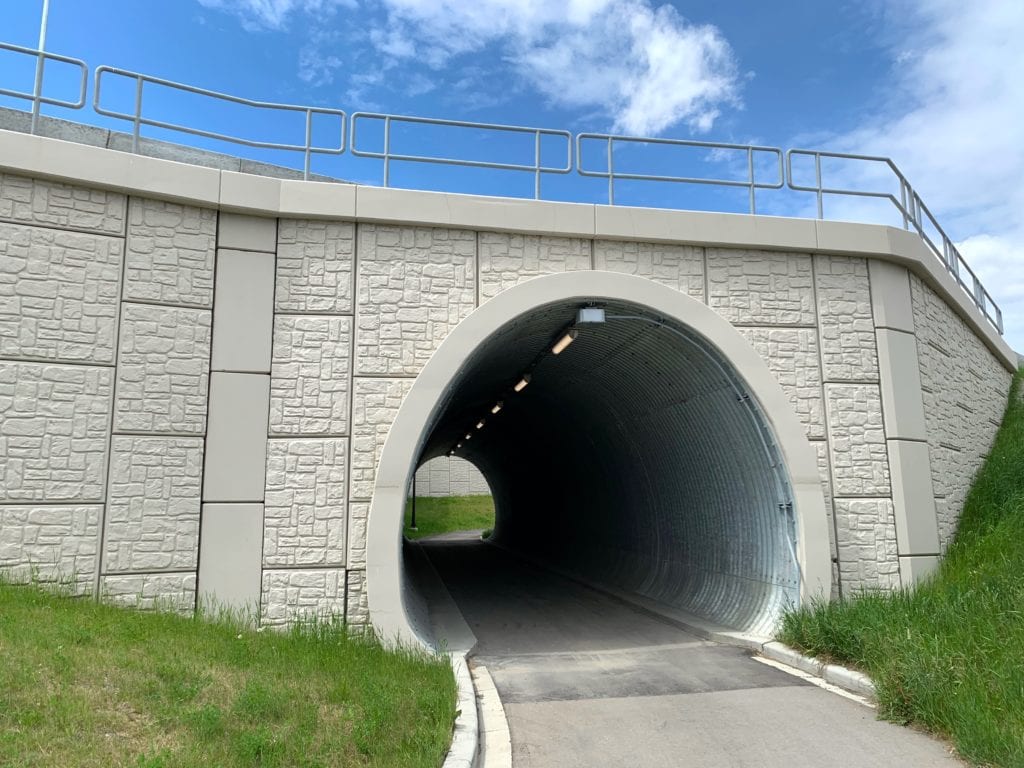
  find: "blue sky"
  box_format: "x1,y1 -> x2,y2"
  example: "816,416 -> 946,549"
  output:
3,0 -> 1022,350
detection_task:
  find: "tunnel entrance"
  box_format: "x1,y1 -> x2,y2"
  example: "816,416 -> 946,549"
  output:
366,272 -> 830,647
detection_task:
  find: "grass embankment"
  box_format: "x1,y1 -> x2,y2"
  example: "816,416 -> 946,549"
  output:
0,582 -> 457,768
403,495 -> 495,540
779,370 -> 1024,766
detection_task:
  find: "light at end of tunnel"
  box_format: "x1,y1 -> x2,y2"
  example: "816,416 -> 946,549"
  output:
476,419 -> 485,429
552,329 -> 578,355
514,374 -> 531,392
491,401 -> 503,414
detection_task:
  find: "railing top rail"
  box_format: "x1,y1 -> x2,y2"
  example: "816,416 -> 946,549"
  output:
93,65 -> 346,161
0,41 -> 87,109
350,111 -> 572,174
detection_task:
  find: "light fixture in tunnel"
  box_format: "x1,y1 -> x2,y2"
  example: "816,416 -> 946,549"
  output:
476,419 -> 485,429
551,329 -> 578,355
456,442 -> 462,448
514,374 -> 531,392
491,401 -> 503,414
465,433 -> 472,440
576,307 -> 606,323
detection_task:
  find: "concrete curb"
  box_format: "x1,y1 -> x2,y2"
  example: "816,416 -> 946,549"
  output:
760,641 -> 877,700
443,653 -> 480,768
471,664 -> 513,768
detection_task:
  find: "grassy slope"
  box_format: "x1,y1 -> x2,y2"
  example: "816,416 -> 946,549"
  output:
0,583 -> 456,768
403,495 -> 495,540
779,371 -> 1024,766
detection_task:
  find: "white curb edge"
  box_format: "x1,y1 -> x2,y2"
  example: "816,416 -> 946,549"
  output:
442,652 -> 479,768
760,641 -> 876,700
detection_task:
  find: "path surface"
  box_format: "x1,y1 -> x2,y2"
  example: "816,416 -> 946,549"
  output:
422,534 -> 960,768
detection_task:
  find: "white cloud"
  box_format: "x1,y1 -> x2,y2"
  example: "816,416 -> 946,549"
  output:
369,0 -> 741,135
198,0 -> 354,30
821,0 -> 1024,350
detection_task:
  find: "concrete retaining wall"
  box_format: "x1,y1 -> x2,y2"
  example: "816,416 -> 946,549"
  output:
0,126 -> 1016,629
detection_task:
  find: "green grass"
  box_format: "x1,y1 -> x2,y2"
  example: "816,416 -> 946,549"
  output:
0,580 -> 457,768
779,369 -> 1024,766
403,495 -> 495,540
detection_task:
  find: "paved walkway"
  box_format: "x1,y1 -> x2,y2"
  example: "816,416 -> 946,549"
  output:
422,535 -> 961,768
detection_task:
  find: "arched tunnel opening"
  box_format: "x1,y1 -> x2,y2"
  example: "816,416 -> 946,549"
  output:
401,297 -> 802,640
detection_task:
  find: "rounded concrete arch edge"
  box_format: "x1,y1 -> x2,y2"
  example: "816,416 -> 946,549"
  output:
365,271 -> 832,646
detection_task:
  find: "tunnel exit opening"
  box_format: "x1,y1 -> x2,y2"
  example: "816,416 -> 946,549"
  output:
366,272 -> 831,648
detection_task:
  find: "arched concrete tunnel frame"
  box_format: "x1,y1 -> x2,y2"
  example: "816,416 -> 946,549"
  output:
366,271 -> 832,646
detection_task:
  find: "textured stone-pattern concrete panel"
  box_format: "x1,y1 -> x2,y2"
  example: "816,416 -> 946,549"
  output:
114,303 -> 211,434
264,438 -> 348,567
124,198 -> 216,307
825,383 -> 891,497
103,436 -> 203,573
100,572 -> 196,613
270,315 -> 351,436
593,240 -> 705,300
414,455 -> 491,497
346,501 -> 369,570
911,275 -> 1011,550
707,249 -> 815,325
351,378 -> 413,500
346,569 -> 369,627
479,232 -> 590,301
356,224 -> 476,376
260,568 -> 345,626
0,504 -> 100,592
834,499 -> 901,592
0,172 -> 125,235
738,327 -> 824,440
276,219 -> 354,313
815,256 -> 878,382
0,223 -> 123,363
0,362 -> 112,502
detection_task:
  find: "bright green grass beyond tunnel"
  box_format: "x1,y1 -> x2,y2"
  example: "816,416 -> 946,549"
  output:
779,370 -> 1024,767
0,581 -> 457,768
404,495 -> 496,541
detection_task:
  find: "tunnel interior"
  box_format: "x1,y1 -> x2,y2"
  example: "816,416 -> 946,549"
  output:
404,298 -> 801,638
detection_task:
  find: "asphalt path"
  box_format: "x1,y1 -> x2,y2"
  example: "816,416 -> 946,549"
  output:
421,533 -> 961,768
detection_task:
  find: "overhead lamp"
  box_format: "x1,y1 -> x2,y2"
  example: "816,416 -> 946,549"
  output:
514,374 -> 531,392
457,442 -> 463,448
576,307 -> 606,323
465,433 -> 472,440
491,401 -> 503,414
552,329 -> 578,355
476,419 -> 485,429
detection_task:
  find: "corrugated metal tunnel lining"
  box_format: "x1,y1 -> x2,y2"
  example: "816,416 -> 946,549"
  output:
409,298 -> 800,636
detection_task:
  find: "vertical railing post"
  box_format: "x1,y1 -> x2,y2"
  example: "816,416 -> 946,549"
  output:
747,147 -> 756,214
534,130 -> 541,200
132,74 -> 143,154
303,108 -> 312,180
607,136 -> 614,205
814,153 -> 823,219
899,180 -> 910,230
29,0 -> 50,135
383,115 -> 391,187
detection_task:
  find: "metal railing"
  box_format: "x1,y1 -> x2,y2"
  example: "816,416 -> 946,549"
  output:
787,149 -> 1003,333
351,112 -> 572,199
578,133 -> 784,213
0,41 -> 87,132
0,41 -> 1003,334
93,66 -> 346,179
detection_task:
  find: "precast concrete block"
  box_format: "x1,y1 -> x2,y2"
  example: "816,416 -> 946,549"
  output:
869,260 -> 914,332
198,503 -> 264,616
211,249 -> 275,373
887,439 -> 940,556
899,554 -> 939,585
875,328 -> 927,441
217,211 -> 277,253
202,372 -> 270,502
0,171 -> 125,236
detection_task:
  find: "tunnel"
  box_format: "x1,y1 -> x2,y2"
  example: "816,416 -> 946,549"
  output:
366,272 -> 831,646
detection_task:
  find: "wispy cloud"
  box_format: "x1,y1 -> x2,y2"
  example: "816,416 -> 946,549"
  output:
822,0 -> 1024,349
197,0 -> 355,31
368,0 -> 741,135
